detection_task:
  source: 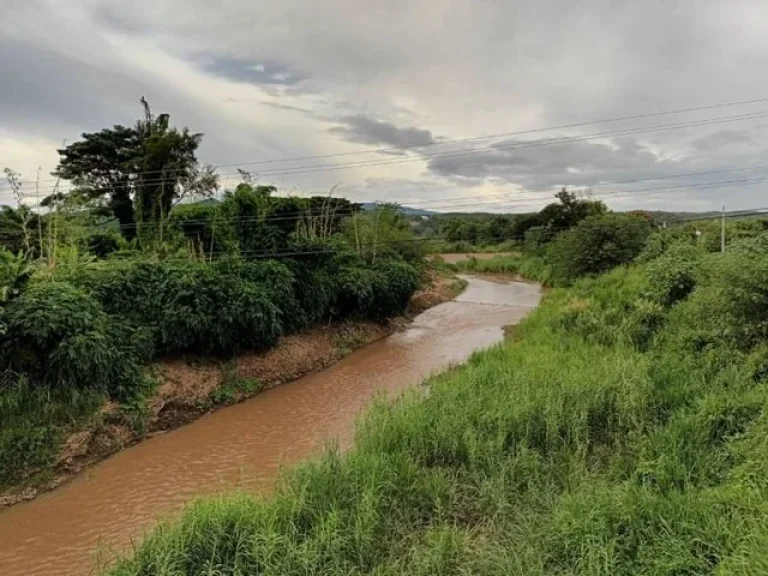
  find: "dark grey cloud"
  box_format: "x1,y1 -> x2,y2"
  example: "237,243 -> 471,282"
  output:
329,115 -> 435,148
199,56 -> 308,86
427,137 -> 665,189
426,131 -> 768,210
0,36 -> 143,136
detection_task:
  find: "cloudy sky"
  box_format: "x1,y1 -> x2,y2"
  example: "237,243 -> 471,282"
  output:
2,0 -> 768,212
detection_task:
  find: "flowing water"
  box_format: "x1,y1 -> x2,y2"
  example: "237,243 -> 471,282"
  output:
0,277 -> 540,576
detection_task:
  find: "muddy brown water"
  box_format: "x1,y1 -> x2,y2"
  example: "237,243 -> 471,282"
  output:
0,277 -> 540,576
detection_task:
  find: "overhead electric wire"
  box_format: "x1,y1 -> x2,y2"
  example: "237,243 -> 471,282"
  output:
0,177 -> 760,239
63,171 -> 768,233
20,99 -> 768,188
23,108 -> 768,201
39,205 -> 768,270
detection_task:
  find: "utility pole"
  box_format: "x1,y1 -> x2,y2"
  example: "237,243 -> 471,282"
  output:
36,166 -> 43,257
721,205 -> 726,253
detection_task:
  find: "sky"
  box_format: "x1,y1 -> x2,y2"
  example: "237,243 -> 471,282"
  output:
2,0 -> 768,213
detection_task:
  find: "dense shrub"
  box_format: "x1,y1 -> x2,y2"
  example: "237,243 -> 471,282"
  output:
3,281 -> 144,395
158,267 -> 282,355
637,227 -> 698,262
4,282 -> 108,370
369,259 -> 420,319
85,230 -> 124,258
333,266 -> 377,317
645,242 -> 703,307
223,259 -> 306,332
523,225 -> 554,255
547,213 -> 652,284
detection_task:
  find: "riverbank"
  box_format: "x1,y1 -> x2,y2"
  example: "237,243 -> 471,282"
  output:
102,234 -> 768,575
0,272 -> 466,510
0,275 -> 537,576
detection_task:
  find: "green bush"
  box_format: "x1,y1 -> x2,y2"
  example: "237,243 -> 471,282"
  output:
228,259 -> 306,332
547,213 -> 652,284
85,230 -> 124,258
523,225 -> 554,254
3,281 -> 145,395
333,266 -> 377,317
645,242 -> 703,307
158,266 -> 282,355
369,259 -> 420,319
637,227 -> 698,262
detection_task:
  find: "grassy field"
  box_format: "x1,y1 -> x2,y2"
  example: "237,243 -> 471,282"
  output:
104,233 -> 768,575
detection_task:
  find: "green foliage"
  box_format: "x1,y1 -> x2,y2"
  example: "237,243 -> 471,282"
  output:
369,258 -> 420,319
0,205 -> 45,257
3,281 -> 144,397
547,213 -> 652,284
105,231 -> 768,576
645,242 -> 703,307
344,204 -> 424,264
85,230 -> 124,258
523,225 -> 554,254
157,266 -> 282,355
53,107 -> 216,240
168,201 -> 237,256
0,248 -> 33,304
538,188 -> 607,231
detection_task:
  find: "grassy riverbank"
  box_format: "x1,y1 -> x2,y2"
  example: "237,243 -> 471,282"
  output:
106,231 -> 768,575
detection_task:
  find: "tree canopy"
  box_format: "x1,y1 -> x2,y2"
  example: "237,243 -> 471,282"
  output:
53,103 -> 217,240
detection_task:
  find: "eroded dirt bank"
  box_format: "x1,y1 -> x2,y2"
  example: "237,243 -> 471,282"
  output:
0,273 -> 463,510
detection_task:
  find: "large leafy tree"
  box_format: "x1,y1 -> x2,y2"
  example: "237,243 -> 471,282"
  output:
539,188 -> 606,232
53,102 -> 217,240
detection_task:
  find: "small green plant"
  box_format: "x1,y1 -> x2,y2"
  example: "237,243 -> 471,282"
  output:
211,364 -> 263,405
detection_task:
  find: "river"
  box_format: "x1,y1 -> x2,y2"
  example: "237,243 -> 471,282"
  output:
0,276 -> 540,576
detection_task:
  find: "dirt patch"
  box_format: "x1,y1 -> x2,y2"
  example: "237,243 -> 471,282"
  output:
0,272 -> 465,510
409,271 -> 467,314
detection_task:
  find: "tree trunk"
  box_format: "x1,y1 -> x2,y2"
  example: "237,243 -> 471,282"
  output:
112,189 -> 136,240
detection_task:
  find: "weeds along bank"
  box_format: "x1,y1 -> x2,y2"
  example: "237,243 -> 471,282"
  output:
0,243 -> 421,495
104,225 -> 768,575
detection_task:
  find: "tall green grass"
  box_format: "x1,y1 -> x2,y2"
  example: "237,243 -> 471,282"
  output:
105,234 -> 768,575
453,254 -> 553,286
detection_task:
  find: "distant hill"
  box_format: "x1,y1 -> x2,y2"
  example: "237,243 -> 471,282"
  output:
361,203 -> 435,217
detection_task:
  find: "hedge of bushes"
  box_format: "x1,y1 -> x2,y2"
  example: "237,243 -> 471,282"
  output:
0,249 -> 419,487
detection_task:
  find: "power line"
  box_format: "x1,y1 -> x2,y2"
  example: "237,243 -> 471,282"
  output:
82,173 -> 768,231
244,111 -> 768,178
0,176 -> 761,238
210,95 -> 768,165
21,101 -> 768,188
6,168 -> 768,234
22,109 -> 768,207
